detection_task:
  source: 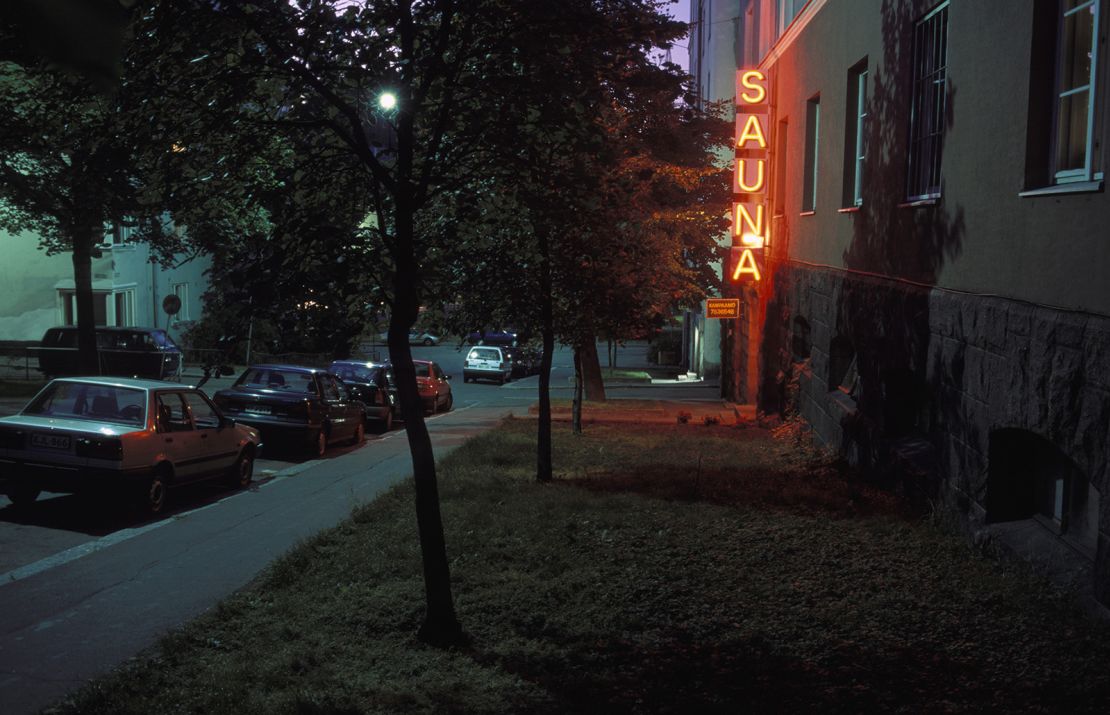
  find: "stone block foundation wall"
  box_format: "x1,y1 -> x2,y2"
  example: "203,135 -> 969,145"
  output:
765,262 -> 1110,606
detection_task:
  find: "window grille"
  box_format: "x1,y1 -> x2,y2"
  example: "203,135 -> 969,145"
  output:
906,3 -> 949,200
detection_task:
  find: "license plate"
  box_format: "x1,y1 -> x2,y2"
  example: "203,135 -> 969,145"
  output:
31,433 -> 71,450
244,406 -> 271,415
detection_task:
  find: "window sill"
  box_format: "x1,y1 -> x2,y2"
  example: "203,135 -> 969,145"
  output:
898,198 -> 939,208
799,210 -> 816,217
837,206 -> 861,214
1018,180 -> 1103,198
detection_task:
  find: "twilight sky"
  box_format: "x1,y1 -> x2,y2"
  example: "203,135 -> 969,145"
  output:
661,0 -> 691,73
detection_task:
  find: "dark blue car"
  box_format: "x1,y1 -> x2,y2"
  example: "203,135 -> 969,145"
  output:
212,365 -> 366,457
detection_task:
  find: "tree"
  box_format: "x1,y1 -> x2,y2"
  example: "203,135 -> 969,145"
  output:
0,9 -> 157,373
127,0 -> 541,646
436,1 -> 730,460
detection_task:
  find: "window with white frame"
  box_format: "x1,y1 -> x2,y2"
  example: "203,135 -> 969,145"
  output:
173,282 -> 190,321
103,221 -> 136,246
113,289 -> 135,326
906,3 -> 949,200
61,291 -> 108,326
1054,0 -> 1102,182
777,0 -> 807,37
802,95 -> 820,212
845,60 -> 869,206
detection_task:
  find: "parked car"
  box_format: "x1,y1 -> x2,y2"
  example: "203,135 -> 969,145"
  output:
412,359 -> 453,413
329,360 -> 396,432
212,365 -> 366,457
466,329 -> 519,347
0,377 -> 260,514
377,331 -> 441,346
463,346 -> 512,384
501,344 -> 543,377
33,326 -> 184,380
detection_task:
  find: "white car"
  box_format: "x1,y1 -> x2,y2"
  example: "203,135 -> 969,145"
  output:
0,377 -> 261,514
463,346 -> 511,384
376,331 -> 441,346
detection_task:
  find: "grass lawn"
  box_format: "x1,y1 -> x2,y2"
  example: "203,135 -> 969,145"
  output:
53,419 -> 1110,714
598,368 -> 653,383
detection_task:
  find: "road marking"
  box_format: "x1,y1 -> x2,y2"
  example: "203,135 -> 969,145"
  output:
1,520 -> 171,585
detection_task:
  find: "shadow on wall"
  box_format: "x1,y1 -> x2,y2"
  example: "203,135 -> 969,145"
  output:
831,0 -> 966,477
761,0 -> 966,489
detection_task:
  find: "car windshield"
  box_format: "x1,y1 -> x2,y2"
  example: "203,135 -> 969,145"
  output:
151,330 -> 178,348
236,368 -> 318,394
413,363 -> 432,377
331,364 -> 381,383
22,382 -> 147,425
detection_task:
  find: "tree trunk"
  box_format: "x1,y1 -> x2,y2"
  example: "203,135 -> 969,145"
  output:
580,338 -> 606,401
536,228 -> 554,482
572,346 -> 583,434
390,188 -> 464,648
71,225 -> 100,375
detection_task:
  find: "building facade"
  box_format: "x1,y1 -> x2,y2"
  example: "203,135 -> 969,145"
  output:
0,224 -> 209,345
692,0 -> 1110,606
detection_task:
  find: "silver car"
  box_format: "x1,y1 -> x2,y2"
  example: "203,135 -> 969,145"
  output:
0,377 -> 261,514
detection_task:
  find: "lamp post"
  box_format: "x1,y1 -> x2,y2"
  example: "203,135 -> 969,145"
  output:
370,91 -> 398,157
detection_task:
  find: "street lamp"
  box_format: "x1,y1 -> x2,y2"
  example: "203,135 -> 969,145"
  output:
378,91 -> 397,111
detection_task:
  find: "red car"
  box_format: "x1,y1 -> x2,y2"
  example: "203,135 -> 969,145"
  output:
412,360 -> 453,414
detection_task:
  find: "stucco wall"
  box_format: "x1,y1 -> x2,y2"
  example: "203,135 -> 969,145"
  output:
769,261 -> 1110,605
0,230 -> 210,343
766,0 -> 1110,314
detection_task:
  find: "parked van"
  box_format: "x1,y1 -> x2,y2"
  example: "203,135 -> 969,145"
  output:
34,327 -> 184,380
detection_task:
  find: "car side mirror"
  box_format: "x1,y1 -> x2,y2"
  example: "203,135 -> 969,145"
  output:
220,416 -> 236,429
444,374 -> 452,381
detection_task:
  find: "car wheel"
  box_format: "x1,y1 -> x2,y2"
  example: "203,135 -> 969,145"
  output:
428,394 -> 438,415
142,466 -> 170,515
227,449 -> 254,489
379,408 -> 393,433
498,375 -> 505,385
6,483 -> 41,508
422,338 -> 433,346
310,429 -> 327,458
349,421 -> 365,446
444,393 -> 453,412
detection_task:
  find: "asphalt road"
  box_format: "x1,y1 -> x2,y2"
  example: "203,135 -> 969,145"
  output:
0,342 -> 721,714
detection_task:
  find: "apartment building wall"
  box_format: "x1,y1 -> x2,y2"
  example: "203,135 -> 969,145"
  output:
705,0 -> 1110,605
0,228 -> 209,345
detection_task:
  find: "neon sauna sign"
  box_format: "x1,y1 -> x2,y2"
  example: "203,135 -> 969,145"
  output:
731,69 -> 768,282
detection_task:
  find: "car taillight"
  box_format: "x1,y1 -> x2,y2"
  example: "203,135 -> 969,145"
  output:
500,362 -> 507,369
76,437 -> 123,461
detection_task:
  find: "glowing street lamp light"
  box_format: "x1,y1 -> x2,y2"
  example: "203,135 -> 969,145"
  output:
378,92 -> 397,111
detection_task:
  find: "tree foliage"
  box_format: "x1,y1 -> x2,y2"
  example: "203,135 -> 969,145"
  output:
0,8 -> 161,372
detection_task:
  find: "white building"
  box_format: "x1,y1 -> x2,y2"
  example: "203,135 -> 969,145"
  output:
0,225 -> 209,345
